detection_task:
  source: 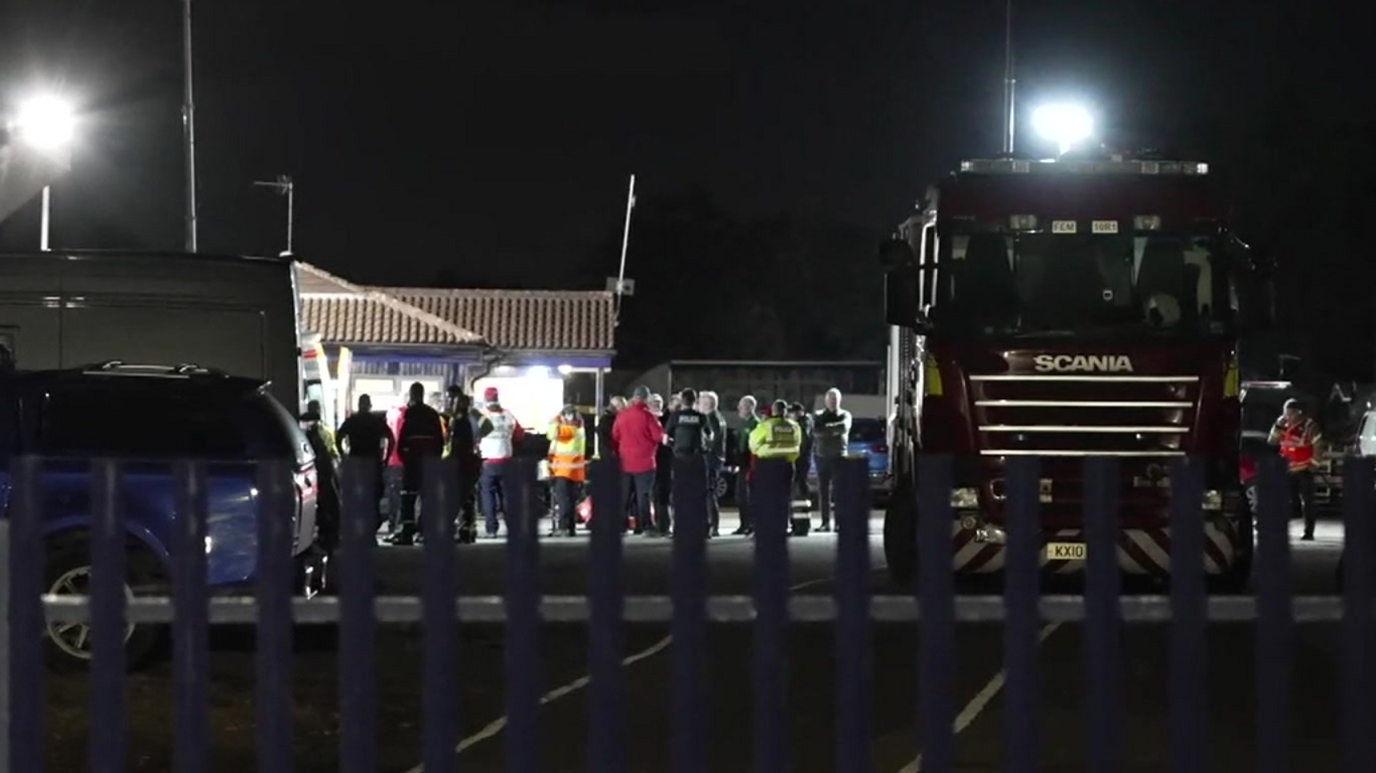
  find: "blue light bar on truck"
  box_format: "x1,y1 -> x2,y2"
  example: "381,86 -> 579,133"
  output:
959,158 -> 1210,176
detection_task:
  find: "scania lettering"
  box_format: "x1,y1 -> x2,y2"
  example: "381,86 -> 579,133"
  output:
879,152 -> 1273,589
1033,354 -> 1134,373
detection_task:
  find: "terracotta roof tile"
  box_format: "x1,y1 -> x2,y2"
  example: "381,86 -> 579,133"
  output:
380,288 -> 616,352
296,263 -> 486,346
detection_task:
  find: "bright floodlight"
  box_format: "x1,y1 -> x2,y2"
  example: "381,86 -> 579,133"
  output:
14,95 -> 75,151
1032,103 -> 1093,156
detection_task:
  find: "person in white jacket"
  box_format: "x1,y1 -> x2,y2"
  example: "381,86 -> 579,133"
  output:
476,386 -> 525,538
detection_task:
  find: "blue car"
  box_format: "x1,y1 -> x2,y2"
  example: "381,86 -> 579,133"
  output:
0,363 -> 322,670
808,417 -> 891,500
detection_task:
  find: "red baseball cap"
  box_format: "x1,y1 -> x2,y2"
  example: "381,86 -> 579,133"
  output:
483,386 -> 500,402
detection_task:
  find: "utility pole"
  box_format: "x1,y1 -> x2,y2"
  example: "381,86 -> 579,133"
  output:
182,0 -> 199,252
253,175 -> 295,254
1002,0 -> 1016,154
613,173 -> 636,320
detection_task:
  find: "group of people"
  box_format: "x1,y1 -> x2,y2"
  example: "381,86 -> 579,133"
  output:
298,379 -> 860,547
598,385 -> 855,538
303,381 -> 531,546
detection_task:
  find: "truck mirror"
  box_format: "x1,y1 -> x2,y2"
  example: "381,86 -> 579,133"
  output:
884,271 -> 933,332
878,237 -> 916,269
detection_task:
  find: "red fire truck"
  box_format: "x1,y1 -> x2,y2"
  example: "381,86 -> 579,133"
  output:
880,152 -> 1273,588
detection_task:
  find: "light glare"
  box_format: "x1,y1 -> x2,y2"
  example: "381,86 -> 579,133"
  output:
14,95 -> 75,151
1032,103 -> 1093,155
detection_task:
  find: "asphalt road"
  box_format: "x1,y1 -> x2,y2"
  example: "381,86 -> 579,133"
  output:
47,511 -> 1352,772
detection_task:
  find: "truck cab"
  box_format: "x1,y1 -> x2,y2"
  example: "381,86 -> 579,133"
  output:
880,154 -> 1273,586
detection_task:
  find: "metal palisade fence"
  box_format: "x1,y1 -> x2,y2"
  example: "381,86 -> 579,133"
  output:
1,453 -> 1374,771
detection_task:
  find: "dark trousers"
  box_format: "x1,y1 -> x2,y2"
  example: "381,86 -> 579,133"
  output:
737,465 -> 753,531
793,456 -> 811,503
624,470 -> 655,533
654,462 -> 673,533
706,456 -> 723,533
398,457 -> 428,535
1291,468 -> 1316,535
552,477 -> 578,534
316,473 -> 341,550
815,456 -> 841,527
457,456 -> 481,540
480,463 -> 507,536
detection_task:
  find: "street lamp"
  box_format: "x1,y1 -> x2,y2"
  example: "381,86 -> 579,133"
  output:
13,95 -> 75,251
1031,103 -> 1093,157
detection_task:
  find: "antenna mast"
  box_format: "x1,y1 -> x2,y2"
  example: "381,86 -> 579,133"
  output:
1002,0 -> 1016,154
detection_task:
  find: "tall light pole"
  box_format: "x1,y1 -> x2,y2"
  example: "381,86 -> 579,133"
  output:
182,0 -> 199,252
253,175 -> 295,254
12,95 -> 75,252
1002,0 -> 1016,154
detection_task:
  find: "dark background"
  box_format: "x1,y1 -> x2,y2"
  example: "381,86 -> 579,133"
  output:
0,0 -> 1371,372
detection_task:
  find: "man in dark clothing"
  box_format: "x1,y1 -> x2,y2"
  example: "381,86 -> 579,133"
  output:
735,395 -> 761,535
650,393 -> 676,536
597,396 -> 626,460
811,388 -> 853,532
700,391 -> 727,537
336,394 -> 394,529
445,386 -> 481,544
394,382 -> 445,546
788,402 -> 815,504
301,403 -> 340,551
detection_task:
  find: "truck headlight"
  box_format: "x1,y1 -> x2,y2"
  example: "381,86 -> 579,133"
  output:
1202,489 -> 1222,511
950,487 -> 979,508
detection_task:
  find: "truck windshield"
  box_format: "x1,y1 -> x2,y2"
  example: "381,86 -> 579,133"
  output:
932,231 -> 1237,337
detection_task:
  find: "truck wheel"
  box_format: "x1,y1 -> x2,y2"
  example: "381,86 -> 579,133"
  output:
884,480 -> 917,587
44,542 -> 164,673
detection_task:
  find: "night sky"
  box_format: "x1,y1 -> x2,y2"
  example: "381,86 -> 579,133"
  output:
0,1 -> 1372,368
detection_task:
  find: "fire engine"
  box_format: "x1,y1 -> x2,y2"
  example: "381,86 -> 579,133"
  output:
880,152 -> 1274,588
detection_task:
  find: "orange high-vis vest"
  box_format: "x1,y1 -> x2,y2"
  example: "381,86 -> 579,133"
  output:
547,418 -> 587,482
1278,420 -> 1319,472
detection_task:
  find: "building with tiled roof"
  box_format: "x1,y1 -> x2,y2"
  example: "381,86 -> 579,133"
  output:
295,263 -> 617,428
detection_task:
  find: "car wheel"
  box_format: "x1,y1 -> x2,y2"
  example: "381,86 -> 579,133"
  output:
44,542 -> 164,673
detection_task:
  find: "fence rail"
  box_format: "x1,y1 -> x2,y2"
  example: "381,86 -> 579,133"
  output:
2,452 -> 1374,773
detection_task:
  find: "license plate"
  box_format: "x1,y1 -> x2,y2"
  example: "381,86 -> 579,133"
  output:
1044,542 -> 1087,561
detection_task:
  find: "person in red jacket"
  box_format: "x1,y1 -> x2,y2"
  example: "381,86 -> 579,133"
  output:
612,385 -> 665,535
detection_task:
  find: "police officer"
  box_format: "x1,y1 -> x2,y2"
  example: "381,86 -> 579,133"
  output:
748,400 -> 803,531
665,388 -> 712,534
394,382 -> 445,545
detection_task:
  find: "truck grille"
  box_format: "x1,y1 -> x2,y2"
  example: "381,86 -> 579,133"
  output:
969,374 -> 1198,456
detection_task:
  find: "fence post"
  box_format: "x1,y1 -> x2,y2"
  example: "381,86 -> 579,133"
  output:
1254,454 -> 1292,773
89,459 -> 126,772
588,458 -> 626,773
833,457 -> 872,773
173,461 -> 210,773
752,459 -> 791,773
671,455 -> 709,773
7,457 -> 41,773
340,457 -> 380,773
916,454 -> 954,773
421,457 -> 457,773
1341,456 -> 1375,773
1083,456 -> 1120,773
504,459 -> 542,773
1168,457 -> 1205,773
0,511 -> 9,773
1003,455 -> 1041,773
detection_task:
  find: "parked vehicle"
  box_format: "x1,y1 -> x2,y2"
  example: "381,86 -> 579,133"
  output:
0,362 -> 323,671
0,250 -> 303,413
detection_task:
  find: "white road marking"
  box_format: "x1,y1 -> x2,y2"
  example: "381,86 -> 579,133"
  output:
404,573 -> 845,772
897,622 -> 1062,773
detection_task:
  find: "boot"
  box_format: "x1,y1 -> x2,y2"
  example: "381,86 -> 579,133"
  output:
388,524 -> 417,546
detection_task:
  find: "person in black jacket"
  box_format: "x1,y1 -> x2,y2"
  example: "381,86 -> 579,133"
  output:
394,382 -> 445,546
649,393 -> 675,536
699,391 -> 727,537
664,388 -> 713,534
445,386 -> 481,543
597,395 -> 625,460
789,402 -> 815,504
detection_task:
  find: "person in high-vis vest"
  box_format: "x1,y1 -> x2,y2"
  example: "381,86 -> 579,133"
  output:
546,405 -> 586,537
748,400 -> 803,526
477,387 -> 525,538
1268,398 -> 1323,540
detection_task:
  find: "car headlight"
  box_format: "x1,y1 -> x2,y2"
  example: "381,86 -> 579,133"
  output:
950,487 -> 979,508
1202,489 -> 1222,511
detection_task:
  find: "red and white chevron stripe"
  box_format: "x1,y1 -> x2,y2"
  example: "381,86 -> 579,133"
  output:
947,519 -> 1244,576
